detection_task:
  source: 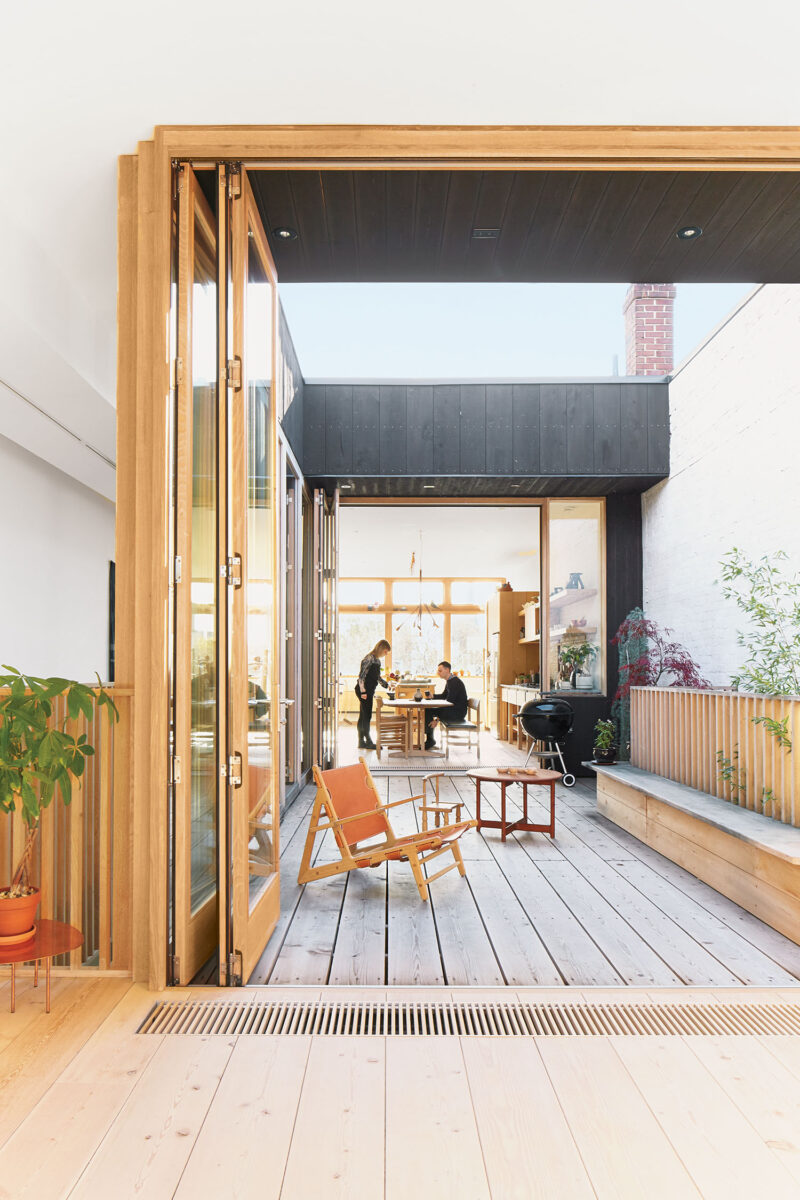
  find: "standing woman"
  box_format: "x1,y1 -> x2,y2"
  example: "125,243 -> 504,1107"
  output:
355,639 -> 391,750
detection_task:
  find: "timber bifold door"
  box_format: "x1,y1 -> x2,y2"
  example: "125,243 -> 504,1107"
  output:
172,164 -> 280,986
312,488 -> 339,772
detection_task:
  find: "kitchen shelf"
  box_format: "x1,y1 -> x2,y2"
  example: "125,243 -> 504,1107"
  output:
549,587 -> 598,611
518,636 -> 540,645
551,625 -> 597,639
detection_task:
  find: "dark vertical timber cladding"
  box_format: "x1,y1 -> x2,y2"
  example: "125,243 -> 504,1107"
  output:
512,384 -> 540,475
459,385 -> 486,474
647,381 -> 670,474
485,385 -> 513,474
566,384 -> 595,474
539,384 -> 567,474
433,385 -> 461,473
324,386 -> 353,474
593,382 -> 622,474
619,383 -> 649,473
351,386 -> 380,474
406,386 -> 434,475
379,386 -> 407,474
562,494 -> 643,777
302,385 -> 326,474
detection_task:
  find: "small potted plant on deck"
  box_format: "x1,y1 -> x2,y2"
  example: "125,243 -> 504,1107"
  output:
0,667 -> 118,942
592,718 -> 617,765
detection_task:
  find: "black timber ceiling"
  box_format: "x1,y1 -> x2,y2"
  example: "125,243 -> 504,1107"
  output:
311,475 -> 662,497
249,169 -> 800,283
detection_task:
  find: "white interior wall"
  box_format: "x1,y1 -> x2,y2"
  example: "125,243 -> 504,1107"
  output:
0,435 -> 116,680
2,1 -> 799,674
642,285 -> 800,686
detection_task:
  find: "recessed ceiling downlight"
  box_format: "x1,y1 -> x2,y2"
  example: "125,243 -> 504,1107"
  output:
676,225 -> 703,240
272,227 -> 298,241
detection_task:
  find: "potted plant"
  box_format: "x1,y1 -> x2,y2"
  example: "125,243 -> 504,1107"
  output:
0,667 -> 118,942
593,718 -> 617,765
559,641 -> 597,689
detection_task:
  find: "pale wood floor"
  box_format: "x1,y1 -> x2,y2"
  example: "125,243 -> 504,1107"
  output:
337,720 -> 529,772
3,979 -> 800,1198
251,770 -> 800,988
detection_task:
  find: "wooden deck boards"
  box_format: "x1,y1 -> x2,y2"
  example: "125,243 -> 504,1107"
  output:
251,763 -> 800,989
3,981 -> 800,1199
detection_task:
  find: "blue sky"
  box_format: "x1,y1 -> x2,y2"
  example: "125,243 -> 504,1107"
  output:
280,282 -> 755,378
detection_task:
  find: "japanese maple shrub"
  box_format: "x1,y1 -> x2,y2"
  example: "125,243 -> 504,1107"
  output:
611,608 -> 709,758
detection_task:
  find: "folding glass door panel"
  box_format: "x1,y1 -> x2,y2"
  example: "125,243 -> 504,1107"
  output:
227,170 -> 280,983
280,455 -> 301,798
312,488 -> 339,770
173,167 -> 220,985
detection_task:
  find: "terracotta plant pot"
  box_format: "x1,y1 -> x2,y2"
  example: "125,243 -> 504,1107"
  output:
0,887 -> 41,939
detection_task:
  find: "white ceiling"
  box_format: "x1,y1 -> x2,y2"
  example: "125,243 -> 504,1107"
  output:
339,505 -> 540,585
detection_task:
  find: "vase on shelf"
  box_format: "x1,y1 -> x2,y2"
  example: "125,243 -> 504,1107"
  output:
566,572 -> 584,589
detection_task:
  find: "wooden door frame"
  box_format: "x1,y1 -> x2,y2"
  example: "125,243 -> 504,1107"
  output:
117,125 -> 800,988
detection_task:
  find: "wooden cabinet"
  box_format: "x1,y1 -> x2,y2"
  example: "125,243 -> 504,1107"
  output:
486,590 -> 540,739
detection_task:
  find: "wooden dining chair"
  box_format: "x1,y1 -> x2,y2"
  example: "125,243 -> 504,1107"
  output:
440,697 -> 481,761
375,695 -> 410,759
298,758 -> 476,901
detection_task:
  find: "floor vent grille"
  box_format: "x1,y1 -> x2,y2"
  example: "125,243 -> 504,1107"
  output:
137,999 -> 800,1038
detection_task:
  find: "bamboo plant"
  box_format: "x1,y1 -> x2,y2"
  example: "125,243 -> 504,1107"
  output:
0,667 -> 118,898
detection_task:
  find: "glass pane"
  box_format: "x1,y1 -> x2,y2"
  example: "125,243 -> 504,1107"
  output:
245,232 -> 275,909
451,580 -> 501,606
391,612 -> 443,679
339,579 -> 384,607
393,579 -> 444,606
450,613 -> 486,679
189,202 -> 217,915
338,613 -> 387,675
547,500 -> 604,695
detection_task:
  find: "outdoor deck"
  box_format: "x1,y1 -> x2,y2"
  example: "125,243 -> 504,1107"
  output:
251,768 -> 800,988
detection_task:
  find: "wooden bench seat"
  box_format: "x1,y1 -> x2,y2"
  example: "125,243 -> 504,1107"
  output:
586,762 -> 800,945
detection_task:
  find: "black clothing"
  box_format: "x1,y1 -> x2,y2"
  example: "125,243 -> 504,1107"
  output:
356,654 -> 386,700
424,673 -> 469,738
356,689 -> 375,745
355,652 -> 387,745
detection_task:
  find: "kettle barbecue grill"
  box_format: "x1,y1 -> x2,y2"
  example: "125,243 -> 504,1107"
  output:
514,698 -> 576,787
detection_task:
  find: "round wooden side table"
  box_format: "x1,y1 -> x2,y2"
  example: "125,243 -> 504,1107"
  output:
467,768 -> 561,841
0,919 -> 83,1012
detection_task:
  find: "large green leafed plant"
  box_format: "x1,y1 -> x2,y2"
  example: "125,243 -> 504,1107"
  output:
0,667 -> 118,897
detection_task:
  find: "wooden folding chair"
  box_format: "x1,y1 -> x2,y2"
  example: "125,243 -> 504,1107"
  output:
298,758 -> 476,901
375,695 -> 410,759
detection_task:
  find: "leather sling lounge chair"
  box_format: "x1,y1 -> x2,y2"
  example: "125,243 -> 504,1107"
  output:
298,758 -> 476,901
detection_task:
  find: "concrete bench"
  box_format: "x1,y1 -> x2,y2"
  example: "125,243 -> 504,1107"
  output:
586,762 -> 800,944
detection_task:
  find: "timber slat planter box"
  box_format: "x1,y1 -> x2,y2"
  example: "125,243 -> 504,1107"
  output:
588,762 -> 800,945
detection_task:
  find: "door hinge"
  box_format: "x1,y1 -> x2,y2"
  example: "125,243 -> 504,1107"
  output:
228,949 -> 243,986
226,356 -> 242,391
169,954 -> 180,983
170,356 -> 184,389
228,751 -> 243,788
228,167 -> 242,200
314,629 -> 323,640
226,553 -> 242,588
170,754 -> 182,785
174,555 -> 182,584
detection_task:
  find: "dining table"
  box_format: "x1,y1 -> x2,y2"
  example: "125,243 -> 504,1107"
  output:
384,697 -> 453,752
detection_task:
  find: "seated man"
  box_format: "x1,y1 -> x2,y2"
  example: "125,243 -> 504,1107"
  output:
424,661 -> 468,750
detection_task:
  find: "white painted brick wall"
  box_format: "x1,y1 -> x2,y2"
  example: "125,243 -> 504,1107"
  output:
642,284 -> 800,687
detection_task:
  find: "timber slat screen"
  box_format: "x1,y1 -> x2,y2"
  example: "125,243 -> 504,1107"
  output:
631,686 -> 800,827
0,687 -> 133,968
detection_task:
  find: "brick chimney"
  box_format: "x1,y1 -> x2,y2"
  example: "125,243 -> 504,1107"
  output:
623,283 -> 676,375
